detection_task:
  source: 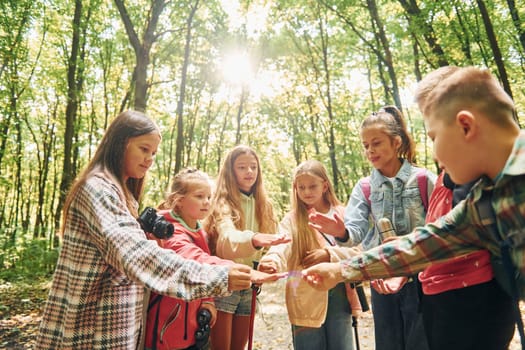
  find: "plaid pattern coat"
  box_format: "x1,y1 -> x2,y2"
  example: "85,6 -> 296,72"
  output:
36,173 -> 230,349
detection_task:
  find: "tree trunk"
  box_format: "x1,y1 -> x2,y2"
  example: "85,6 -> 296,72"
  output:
175,0 -> 200,174
397,0 -> 449,67
114,0 -> 167,112
506,0 -> 525,54
366,0 -> 402,108
235,86 -> 248,145
55,0 -> 83,231
476,0 -> 513,100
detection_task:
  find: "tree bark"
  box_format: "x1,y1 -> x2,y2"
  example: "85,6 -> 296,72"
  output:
505,0 -> 525,54
476,0 -> 513,100
175,0 -> 200,174
397,0 -> 449,67
114,0 -> 167,112
55,0 -> 83,231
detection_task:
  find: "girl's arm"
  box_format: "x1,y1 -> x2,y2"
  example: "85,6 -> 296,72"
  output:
342,179 -> 374,246
214,212 -> 290,260
215,216 -> 260,259
162,232 -> 231,266
81,177 -> 235,300
258,215 -> 293,273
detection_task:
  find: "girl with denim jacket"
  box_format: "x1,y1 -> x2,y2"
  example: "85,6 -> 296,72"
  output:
310,106 -> 436,350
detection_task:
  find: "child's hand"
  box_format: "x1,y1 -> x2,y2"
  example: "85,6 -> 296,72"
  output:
308,210 -> 346,239
252,233 -> 291,248
370,277 -> 408,294
302,248 -> 330,268
199,303 -> 217,327
227,263 -> 252,291
258,260 -> 278,274
301,262 -> 345,291
250,269 -> 287,284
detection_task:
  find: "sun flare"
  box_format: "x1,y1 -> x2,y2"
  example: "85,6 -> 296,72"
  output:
221,52 -> 254,86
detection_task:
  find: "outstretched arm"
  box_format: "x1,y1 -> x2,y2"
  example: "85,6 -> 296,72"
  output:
301,262 -> 345,291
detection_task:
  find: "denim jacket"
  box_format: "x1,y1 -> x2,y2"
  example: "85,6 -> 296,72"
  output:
344,159 -> 436,250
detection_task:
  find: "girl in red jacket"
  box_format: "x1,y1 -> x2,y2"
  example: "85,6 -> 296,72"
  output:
145,168 -> 273,350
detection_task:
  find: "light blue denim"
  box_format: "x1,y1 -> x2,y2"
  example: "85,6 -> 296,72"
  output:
291,283 -> 354,350
342,159 -> 436,250
339,159 -> 435,350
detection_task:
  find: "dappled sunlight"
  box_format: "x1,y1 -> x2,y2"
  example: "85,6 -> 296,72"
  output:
216,51 -> 292,103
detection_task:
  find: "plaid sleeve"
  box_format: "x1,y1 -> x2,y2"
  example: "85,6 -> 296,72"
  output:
342,201 -> 480,280
80,177 -> 231,300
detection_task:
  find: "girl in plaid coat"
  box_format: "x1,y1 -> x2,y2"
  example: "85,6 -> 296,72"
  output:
36,111 -> 260,350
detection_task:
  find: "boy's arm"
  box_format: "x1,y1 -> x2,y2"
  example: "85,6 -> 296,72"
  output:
302,213 -> 478,291
341,203 -> 481,281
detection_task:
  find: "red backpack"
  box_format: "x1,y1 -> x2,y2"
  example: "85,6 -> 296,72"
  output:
360,168 -> 429,211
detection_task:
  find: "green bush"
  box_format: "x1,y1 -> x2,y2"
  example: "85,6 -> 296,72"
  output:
0,237 -> 58,282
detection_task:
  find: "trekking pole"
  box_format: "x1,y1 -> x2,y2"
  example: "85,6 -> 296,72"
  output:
248,261 -> 261,350
352,282 -> 370,350
352,315 -> 360,350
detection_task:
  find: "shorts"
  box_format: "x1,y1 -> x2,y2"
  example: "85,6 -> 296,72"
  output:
214,288 -> 254,316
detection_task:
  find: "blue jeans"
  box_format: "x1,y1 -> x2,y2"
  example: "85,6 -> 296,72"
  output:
291,283 -> 355,350
371,278 -> 429,350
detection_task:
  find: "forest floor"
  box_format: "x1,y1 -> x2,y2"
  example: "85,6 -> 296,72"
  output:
0,278 -> 523,349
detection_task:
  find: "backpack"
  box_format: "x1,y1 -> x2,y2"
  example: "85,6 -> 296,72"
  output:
360,168 -> 429,212
146,293 -> 207,350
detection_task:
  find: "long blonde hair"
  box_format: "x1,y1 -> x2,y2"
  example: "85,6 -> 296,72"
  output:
205,145 -> 277,255
288,160 -> 341,269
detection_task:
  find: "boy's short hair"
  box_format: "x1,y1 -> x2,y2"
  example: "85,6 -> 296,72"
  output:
416,66 -> 516,127
415,66 -> 460,113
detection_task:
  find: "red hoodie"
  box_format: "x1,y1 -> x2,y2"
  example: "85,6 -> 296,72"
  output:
418,172 -> 493,295
145,210 -> 232,350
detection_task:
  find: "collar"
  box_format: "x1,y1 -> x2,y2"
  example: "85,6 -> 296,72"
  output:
370,158 -> 412,188
168,210 -> 202,231
495,130 -> 525,180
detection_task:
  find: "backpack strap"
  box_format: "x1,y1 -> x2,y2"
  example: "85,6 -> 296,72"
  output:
476,190 -> 525,348
361,176 -> 372,206
148,294 -> 163,350
416,169 -> 429,212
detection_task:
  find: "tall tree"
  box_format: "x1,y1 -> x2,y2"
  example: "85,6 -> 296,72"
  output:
114,0 -> 167,112
475,0 -> 513,99
505,0 -> 525,54
55,0 -> 92,231
175,0 -> 201,174
397,0 -> 449,68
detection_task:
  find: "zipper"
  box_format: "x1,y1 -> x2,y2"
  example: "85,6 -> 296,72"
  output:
184,301 -> 189,340
160,303 -> 181,342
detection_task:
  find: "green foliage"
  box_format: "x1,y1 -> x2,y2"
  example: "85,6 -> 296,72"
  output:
0,233 -> 59,281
